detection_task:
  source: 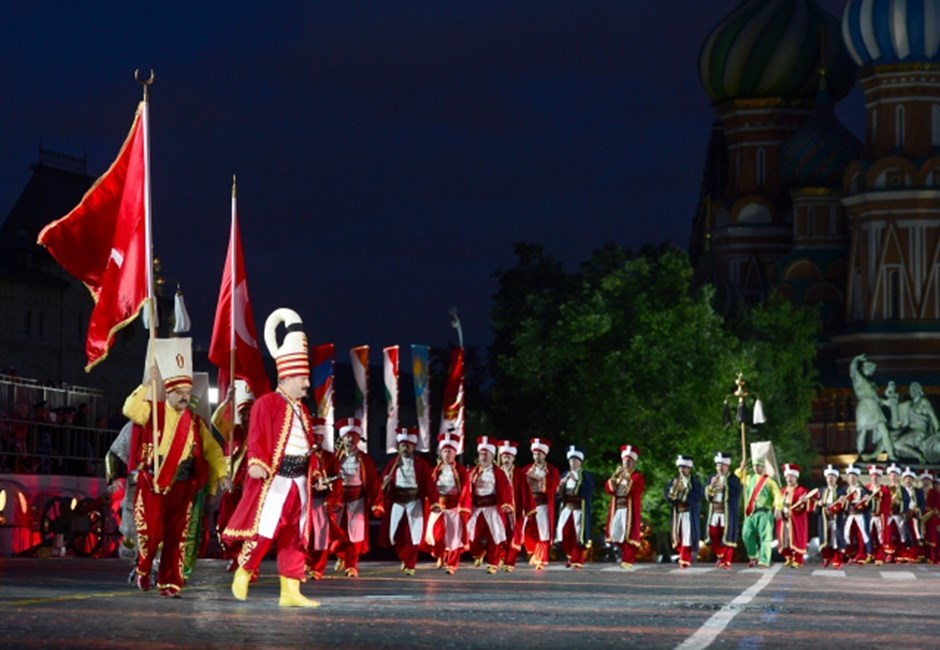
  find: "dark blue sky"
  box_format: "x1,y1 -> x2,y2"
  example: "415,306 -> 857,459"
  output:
1,1 -> 862,359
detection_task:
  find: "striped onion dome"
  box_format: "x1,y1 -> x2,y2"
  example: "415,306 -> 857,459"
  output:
842,0 -> 940,66
700,0 -> 856,102
779,77 -> 863,187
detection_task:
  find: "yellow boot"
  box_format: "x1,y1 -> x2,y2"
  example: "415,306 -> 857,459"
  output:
279,576 -> 320,608
231,567 -> 252,601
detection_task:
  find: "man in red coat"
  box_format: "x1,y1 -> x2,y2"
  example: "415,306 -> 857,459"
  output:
777,463 -> 814,568
467,436 -> 514,573
605,444 -> 645,569
379,426 -> 434,576
306,417 -> 342,580
426,431 -> 470,574
212,380 -> 255,572
497,439 -> 527,572
333,417 -> 384,577
867,465 -> 891,564
522,437 -> 560,570
922,471 -> 940,564
124,338 -> 230,598
223,308 -> 319,607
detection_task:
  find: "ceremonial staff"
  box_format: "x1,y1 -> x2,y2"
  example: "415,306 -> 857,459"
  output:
227,175 -> 238,476
135,68 -> 161,488
723,372 -> 765,464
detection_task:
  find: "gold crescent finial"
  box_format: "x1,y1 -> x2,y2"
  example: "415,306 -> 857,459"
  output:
134,69 -> 155,102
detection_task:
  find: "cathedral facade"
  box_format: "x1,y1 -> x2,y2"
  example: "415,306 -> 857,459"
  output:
692,0 -> 940,460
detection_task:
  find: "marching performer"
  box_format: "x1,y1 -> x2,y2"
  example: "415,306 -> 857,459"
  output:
736,455 -> 782,569
426,431 -> 470,574
333,417 -> 384,577
306,418 -> 342,580
705,451 -> 740,569
842,465 -> 872,565
664,454 -> 702,568
124,338 -> 230,598
605,444 -> 645,569
882,464 -> 907,564
467,436 -> 514,574
899,466 -> 925,563
555,446 -> 595,569
379,426 -> 434,576
922,471 -> 940,564
777,463 -> 815,568
212,379 -> 254,572
223,308 -> 319,607
867,465 -> 890,564
816,464 -> 846,569
522,438 -> 560,570
497,439 -> 528,572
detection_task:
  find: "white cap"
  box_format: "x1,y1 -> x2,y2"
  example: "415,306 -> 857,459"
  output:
396,426 -> 418,445
476,436 -> 497,455
782,463 -> 800,478
845,465 -> 861,476
234,379 -> 254,410
566,445 -> 584,461
823,464 -> 839,478
676,455 -> 693,468
498,439 -> 518,456
886,463 -> 902,476
620,444 -> 639,460
152,337 -> 193,392
713,451 -> 731,465
530,438 -> 550,455
438,432 -> 460,452
336,417 -> 363,439
901,466 -> 918,479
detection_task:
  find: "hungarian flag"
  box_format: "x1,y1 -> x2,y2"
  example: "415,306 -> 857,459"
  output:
439,347 -> 465,453
208,198 -> 270,400
383,345 -> 400,454
37,102 -> 149,372
311,343 -> 336,452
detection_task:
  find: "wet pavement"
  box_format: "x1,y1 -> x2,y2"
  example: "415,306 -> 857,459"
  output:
1,557 -> 938,649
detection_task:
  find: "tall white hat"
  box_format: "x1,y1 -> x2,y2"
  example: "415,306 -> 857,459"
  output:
264,308 -> 309,379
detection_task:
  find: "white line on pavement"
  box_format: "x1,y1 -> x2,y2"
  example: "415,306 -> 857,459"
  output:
674,563 -> 782,650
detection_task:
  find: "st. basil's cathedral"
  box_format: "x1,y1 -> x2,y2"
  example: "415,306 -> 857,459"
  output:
691,0 -> 940,461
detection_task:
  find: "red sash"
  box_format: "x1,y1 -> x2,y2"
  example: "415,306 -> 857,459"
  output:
155,407 -> 195,493
745,475 -> 768,516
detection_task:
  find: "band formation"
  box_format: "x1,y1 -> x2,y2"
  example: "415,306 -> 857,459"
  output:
106,307 -> 940,608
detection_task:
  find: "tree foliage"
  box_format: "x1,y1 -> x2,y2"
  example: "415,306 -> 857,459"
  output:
488,243 -> 819,534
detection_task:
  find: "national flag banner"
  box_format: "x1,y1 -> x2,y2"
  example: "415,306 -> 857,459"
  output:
383,345 -> 400,454
208,197 -> 270,401
349,345 -> 370,440
439,347 -> 465,454
311,343 -> 336,452
37,102 -> 149,372
411,344 -> 431,452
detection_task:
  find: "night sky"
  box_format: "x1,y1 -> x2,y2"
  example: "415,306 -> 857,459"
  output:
1,1 -> 863,359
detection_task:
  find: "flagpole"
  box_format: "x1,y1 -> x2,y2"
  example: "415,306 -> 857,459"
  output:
228,175 -> 237,475
136,69 -> 160,490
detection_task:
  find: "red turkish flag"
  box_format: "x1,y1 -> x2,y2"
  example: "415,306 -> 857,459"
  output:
208,207 -> 270,399
37,102 -> 148,372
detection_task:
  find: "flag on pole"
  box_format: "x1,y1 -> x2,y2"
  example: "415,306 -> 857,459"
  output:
384,345 -> 400,454
37,102 -> 149,372
208,198 -> 270,400
349,345 -> 370,441
411,344 -> 431,453
439,347 -> 465,453
312,343 -> 336,452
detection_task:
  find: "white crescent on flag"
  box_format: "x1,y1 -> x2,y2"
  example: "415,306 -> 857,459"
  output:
234,279 -> 258,348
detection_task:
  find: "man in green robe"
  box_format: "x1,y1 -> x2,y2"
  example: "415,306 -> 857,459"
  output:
735,457 -> 782,568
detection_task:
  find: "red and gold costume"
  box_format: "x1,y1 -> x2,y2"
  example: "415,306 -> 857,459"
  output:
124,386 -> 227,597
222,389 -> 317,580
497,440 -> 528,571
306,421 -> 342,580
333,421 -> 384,577
379,430 -> 435,574
605,444 -> 644,568
467,437 -> 514,572
426,432 -> 470,574
867,467 -> 891,564
777,464 -> 814,568
521,438 -> 560,569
